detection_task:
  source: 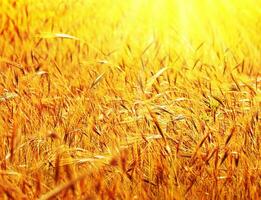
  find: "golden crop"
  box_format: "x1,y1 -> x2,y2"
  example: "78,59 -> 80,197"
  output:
0,0 -> 260,199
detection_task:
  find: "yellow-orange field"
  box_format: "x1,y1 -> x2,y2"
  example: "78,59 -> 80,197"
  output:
0,0 -> 260,199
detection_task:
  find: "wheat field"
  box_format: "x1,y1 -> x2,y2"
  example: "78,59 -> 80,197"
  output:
0,0 -> 260,199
